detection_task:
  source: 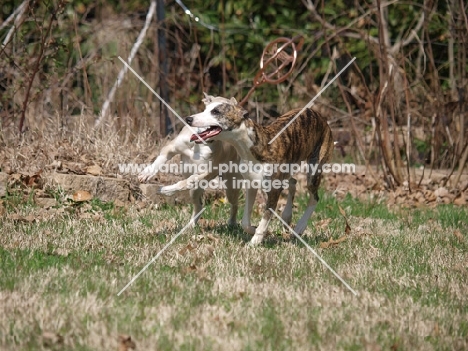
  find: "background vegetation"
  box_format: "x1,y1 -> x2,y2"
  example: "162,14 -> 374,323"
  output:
1,2 -> 467,349
1,0 -> 467,187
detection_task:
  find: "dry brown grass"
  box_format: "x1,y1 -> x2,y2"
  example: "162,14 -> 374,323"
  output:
0,195 -> 467,350
0,117 -> 467,350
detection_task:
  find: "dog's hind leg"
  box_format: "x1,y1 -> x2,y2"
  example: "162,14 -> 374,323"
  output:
241,187 -> 258,235
294,193 -> 318,235
250,186 -> 282,245
159,172 -> 210,196
189,187 -> 204,226
225,175 -> 240,227
281,178 -> 297,226
293,126 -> 334,235
295,129 -> 334,235
294,161 -> 323,235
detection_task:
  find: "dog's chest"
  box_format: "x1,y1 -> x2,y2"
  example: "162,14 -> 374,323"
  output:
184,143 -> 213,163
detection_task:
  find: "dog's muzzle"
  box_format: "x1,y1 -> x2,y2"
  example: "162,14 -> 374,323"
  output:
186,116 -> 193,126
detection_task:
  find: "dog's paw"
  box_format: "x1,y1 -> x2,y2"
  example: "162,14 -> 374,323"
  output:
137,172 -> 152,183
159,186 -> 176,197
293,222 -> 307,236
249,234 -> 264,246
241,225 -> 257,235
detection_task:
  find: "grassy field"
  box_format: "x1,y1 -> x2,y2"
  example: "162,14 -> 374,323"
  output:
0,190 -> 467,350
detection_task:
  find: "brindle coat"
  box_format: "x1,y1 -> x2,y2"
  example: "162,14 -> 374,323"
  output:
186,99 -> 334,245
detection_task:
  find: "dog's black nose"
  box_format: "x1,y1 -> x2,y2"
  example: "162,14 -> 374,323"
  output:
186,116 -> 193,126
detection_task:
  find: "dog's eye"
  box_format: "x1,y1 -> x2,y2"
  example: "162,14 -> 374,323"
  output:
211,108 -> 220,115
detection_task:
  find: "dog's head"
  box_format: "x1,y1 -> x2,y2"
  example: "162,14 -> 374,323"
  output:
187,93 -> 248,143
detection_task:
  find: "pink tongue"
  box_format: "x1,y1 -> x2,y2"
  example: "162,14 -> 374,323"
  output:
190,127 -> 222,142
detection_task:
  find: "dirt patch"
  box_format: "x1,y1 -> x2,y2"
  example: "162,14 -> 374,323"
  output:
51,173 -> 131,202
319,165 -> 468,208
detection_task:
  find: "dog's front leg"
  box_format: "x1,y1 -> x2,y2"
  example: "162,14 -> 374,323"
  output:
281,178 -> 297,226
138,141 -> 182,182
249,211 -> 272,245
241,187 -> 258,235
138,155 -> 168,182
159,172 -> 210,196
249,186 -> 282,245
189,187 -> 204,226
224,176 -> 240,227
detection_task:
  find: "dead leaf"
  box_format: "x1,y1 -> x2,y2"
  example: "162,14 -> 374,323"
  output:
454,193 -> 467,206
454,230 -> 464,242
86,164 -> 102,176
36,197 -> 57,209
338,205 -> 346,217
179,243 -> 196,255
114,199 -> 126,207
281,231 -> 292,240
320,235 -> 347,249
24,170 -> 42,188
206,234 -> 220,243
316,218 -> 332,230
434,187 -> 449,198
54,248 -> 70,257
338,205 -> 351,234
42,331 -> 64,347
23,214 -> 35,223
9,173 -> 22,184
79,212 -> 92,220
7,213 -> 35,223
93,213 -> 105,222
48,160 -> 62,169
72,190 -> 92,202
135,201 -> 147,210
118,335 -> 136,351
62,162 -> 86,175
205,244 -> 215,257
196,266 -> 210,281
424,190 -> 436,203
182,264 -> 198,274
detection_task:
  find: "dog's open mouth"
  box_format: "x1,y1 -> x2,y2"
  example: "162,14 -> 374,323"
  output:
190,126 -> 222,143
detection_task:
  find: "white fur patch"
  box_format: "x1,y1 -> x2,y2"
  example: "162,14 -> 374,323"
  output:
190,102 -> 223,128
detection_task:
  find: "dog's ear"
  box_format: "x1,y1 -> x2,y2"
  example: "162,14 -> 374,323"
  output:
202,92 -> 213,105
240,107 -> 249,118
230,97 -> 238,105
